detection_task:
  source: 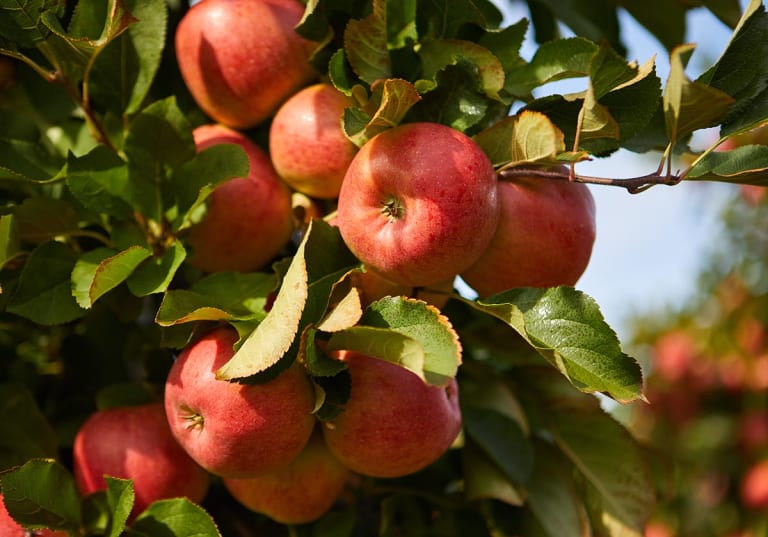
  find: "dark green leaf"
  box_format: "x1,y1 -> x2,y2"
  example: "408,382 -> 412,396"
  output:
0,0 -> 64,47
686,144 -> 768,185
617,0 -> 687,51
465,287 -> 644,403
0,383 -> 58,471
105,477 -> 134,537
0,138 -> 64,182
126,241 -> 186,296
127,498 -> 220,537
416,0 -> 498,39
0,214 -> 21,268
344,0 -> 390,84
533,0 -> 622,54
12,197 -> 81,243
6,240 -> 86,325
66,146 -> 133,219
0,459 -> 81,532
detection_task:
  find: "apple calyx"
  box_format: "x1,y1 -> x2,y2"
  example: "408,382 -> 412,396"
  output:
380,196 -> 404,221
180,405 -> 205,431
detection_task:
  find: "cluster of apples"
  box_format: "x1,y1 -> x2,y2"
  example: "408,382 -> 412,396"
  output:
66,0 -> 598,528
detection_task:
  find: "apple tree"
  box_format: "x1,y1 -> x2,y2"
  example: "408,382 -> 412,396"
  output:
0,0 -> 767,536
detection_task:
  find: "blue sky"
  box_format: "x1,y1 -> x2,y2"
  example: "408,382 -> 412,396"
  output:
493,3 -> 746,340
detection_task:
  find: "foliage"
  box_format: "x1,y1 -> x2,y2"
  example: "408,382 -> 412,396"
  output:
0,0 -> 767,535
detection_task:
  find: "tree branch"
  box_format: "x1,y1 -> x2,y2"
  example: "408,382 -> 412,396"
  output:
498,166 -> 682,194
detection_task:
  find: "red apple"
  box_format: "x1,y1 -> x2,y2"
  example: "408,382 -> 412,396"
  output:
223,432 -> 349,524
461,172 -> 596,296
72,402 -> 210,519
185,124 -> 294,273
322,350 -> 462,478
0,493 -> 24,537
350,268 -> 453,310
164,326 -> 317,478
270,83 -> 358,199
652,330 -> 697,383
741,459 -> 768,509
175,0 -> 316,129
336,122 -> 500,287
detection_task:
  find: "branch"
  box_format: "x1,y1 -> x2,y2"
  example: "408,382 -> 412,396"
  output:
498,166 -> 682,194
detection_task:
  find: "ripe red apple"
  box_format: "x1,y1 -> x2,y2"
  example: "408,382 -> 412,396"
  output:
175,0 -> 316,129
223,432 -> 349,524
185,124 -> 294,273
740,459 -> 768,509
270,83 -> 358,199
336,122 -> 500,287
0,493 -> 25,537
322,350 -> 462,478
350,268 -> 453,310
164,326 -> 317,478
72,403 -> 210,519
461,172 -> 596,296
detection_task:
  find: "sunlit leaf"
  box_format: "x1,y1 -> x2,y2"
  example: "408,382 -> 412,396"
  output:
71,245 -> 152,309
474,110 -> 566,168
128,498 -> 220,537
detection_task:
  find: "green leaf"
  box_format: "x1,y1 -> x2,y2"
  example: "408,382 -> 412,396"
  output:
686,144 -> 768,185
156,270 -> 275,326
217,219 -> 358,381
465,287 -> 644,403
126,241 -> 186,296
614,0 -> 686,51
327,296 -> 462,385
104,477 -> 134,537
532,0 -> 622,54
473,111 -> 567,168
170,143 -> 250,232
88,0 -> 168,115
478,19 -> 529,100
697,0 -> 768,136
6,240 -> 86,325
127,498 -> 220,537
463,406 -> 534,486
0,0 -> 64,47
343,78 -> 421,146
71,245 -> 152,309
664,43 -> 734,146
0,138 -> 64,182
0,459 -> 81,532
0,383 -> 58,471
0,214 -> 21,268
549,409 -> 654,536
462,440 -> 525,505
12,197 -> 81,243
344,0 -> 390,84
415,0 -> 500,39
66,146 -> 133,219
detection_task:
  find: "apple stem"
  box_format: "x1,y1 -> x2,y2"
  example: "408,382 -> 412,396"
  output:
498,167 -> 682,194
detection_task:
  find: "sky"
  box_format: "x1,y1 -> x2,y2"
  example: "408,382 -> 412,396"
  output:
493,2 -> 746,341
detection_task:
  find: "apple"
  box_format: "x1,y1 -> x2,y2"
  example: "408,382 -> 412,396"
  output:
322,350 -> 462,478
0,493 -> 24,537
350,268 -> 453,310
185,124 -> 294,273
223,431 -> 349,524
72,402 -> 210,519
336,122 -> 500,287
461,171 -> 596,296
164,326 -> 317,478
270,83 -> 358,199
651,330 -> 697,383
175,0 -> 316,129
740,459 -> 768,509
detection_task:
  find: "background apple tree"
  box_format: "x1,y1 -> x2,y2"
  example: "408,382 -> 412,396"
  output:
1,0 -> 768,536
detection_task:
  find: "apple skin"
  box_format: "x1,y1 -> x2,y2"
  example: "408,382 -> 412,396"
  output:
350,268 -> 453,310
72,402 -> 210,519
335,122 -> 500,288
175,0 -> 316,129
741,459 -> 768,509
270,83 -> 358,199
461,173 -> 596,296
186,124 -> 294,273
223,432 -> 349,524
164,326 -> 317,478
322,350 -> 462,478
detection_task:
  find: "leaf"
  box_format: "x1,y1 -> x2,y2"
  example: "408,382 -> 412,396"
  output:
88,0 -> 168,115
0,214 -> 21,268
697,0 -> 768,136
6,240 -> 86,325
415,0 -> 500,39
156,271 -> 275,326
462,439 -> 526,505
344,0 -> 390,84
463,406 -> 534,486
0,138 -> 64,182
126,241 -> 186,296
663,43 -> 734,146
474,111 -> 567,168
71,245 -> 152,309
217,220 -> 358,381
66,146 -> 133,219
465,287 -> 644,403
343,78 -> 421,146
127,498 -> 220,537
0,0 -> 63,47
616,0 -> 686,51
686,144 -> 768,185
549,410 -> 655,536
104,477 -> 134,537
0,383 -> 58,471
327,296 -> 462,385
12,197 -> 81,243
0,459 -> 81,532
532,0 -> 622,54
170,143 -> 250,232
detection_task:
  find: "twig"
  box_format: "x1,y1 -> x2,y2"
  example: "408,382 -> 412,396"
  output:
498,166 -> 682,194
